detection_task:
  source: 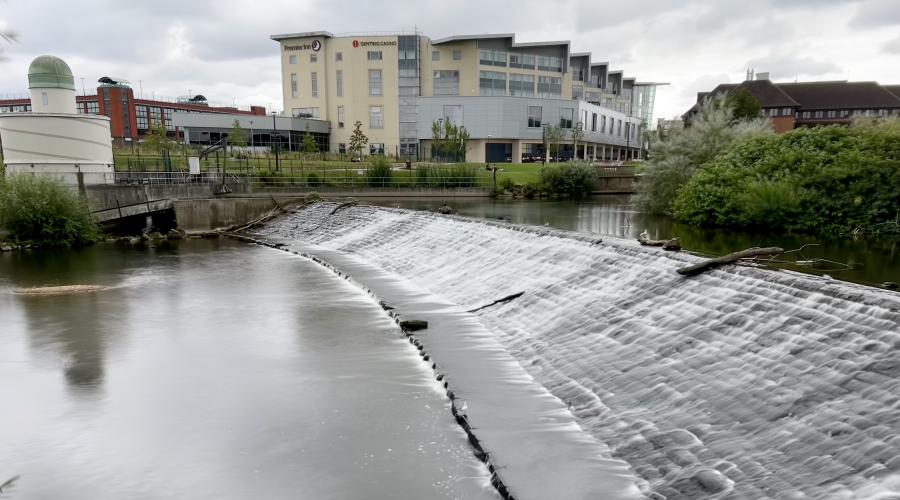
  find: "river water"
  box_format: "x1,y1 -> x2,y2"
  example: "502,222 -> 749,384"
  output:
0,240 -> 497,499
370,197 -> 900,288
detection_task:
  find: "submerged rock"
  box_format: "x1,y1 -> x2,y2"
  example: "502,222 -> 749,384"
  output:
399,319 -> 428,331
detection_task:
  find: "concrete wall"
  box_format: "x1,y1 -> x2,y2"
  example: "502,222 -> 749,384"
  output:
173,198 -> 277,232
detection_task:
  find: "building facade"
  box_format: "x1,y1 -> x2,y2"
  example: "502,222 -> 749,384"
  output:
271,31 -> 661,162
0,80 -> 267,145
684,77 -> 900,132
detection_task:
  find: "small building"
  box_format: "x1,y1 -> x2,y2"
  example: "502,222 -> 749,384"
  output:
172,112 -> 329,152
0,55 -> 114,186
683,76 -> 900,132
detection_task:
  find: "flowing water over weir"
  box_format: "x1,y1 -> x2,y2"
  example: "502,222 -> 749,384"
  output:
253,202 -> 900,500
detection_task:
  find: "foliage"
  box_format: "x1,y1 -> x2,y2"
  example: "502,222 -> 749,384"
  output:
636,96 -> 772,214
673,122 -> 900,234
571,122 -> 585,160
366,156 -> 393,187
301,124 -> 318,154
540,162 -> 595,198
143,123 -> 175,155
348,121 -> 368,160
498,177 -> 516,193
0,175 -> 98,248
544,124 -> 565,162
228,120 -> 247,149
726,89 -> 763,121
431,120 -> 470,162
306,172 -> 321,187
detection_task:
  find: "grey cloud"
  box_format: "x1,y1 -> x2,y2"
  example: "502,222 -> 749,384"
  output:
851,0 -> 900,27
885,35 -> 900,54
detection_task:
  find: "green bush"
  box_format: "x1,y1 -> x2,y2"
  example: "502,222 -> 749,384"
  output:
540,162 -> 595,198
366,157 -> 393,187
498,177 -> 516,193
636,96 -> 773,214
0,174 -> 98,248
673,122 -> 900,234
306,172 -> 321,187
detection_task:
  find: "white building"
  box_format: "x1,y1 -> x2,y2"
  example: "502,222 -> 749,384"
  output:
0,55 -> 114,186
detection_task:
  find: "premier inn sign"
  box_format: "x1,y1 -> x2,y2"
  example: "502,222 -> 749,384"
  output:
284,40 -> 322,52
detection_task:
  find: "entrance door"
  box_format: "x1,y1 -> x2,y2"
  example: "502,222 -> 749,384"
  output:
485,142 -> 512,163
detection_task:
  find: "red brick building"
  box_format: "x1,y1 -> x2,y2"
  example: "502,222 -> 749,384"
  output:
683,78 -> 900,133
0,80 -> 266,145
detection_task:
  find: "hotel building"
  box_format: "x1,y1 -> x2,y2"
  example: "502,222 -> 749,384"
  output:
271,31 -> 662,162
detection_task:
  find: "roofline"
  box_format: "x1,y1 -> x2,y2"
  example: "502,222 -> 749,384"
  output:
431,33 -> 569,49
270,31 -> 334,41
570,52 -> 591,57
590,62 -> 609,67
635,82 -> 671,86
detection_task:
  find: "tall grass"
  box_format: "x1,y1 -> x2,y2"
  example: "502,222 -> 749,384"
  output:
0,175 -> 98,248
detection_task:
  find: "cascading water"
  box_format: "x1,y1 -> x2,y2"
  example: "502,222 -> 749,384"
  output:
255,202 -> 900,500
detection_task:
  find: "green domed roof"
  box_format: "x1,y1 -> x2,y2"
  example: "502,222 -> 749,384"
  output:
27,55 -> 75,90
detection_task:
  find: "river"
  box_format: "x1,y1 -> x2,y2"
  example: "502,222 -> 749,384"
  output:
369,196 -> 900,288
0,240 -> 497,499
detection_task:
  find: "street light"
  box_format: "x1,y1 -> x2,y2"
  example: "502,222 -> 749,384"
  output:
249,120 -> 254,150
271,112 -> 280,172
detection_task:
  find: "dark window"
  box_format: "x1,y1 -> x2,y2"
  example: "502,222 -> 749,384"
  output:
527,106 -> 542,128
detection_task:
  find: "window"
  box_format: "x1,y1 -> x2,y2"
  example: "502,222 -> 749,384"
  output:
573,86 -> 583,101
311,72 -> 318,97
509,53 -> 535,69
163,108 -> 174,131
338,106 -> 345,128
537,55 -> 562,72
149,107 -> 162,126
509,74 -> 534,96
479,50 -> 507,67
802,111 -> 811,119
826,110 -> 836,118
537,76 -> 562,98
591,113 -> 597,132
336,52 -> 342,62
310,53 -> 317,63
617,120 -> 622,136
601,115 -> 607,133
453,50 -> 462,60
136,105 -> 148,129
560,108 -> 574,128
336,70 -> 343,97
479,71 -> 506,96
370,143 -> 385,155
41,92 -> 48,106
782,107 -> 792,116
433,70 -> 460,96
292,107 -> 319,118
369,69 -> 383,96
338,143 -> 346,154
291,73 -> 298,98
432,51 -> 440,61
367,50 -> 382,61
369,105 -> 384,128
289,54 -> 297,64
86,101 -> 99,114
814,110 -> 824,118
527,106 -> 542,128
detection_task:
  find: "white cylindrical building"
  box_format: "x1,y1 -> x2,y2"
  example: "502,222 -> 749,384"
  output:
28,55 -> 78,114
0,55 -> 114,186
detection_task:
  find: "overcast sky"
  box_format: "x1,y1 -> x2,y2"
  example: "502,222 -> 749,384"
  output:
2,0 -> 899,121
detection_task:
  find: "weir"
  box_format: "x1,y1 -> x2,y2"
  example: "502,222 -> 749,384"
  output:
251,202 -> 900,499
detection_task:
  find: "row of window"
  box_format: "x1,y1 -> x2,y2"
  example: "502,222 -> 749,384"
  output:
526,105 -> 632,139
795,108 -> 898,119
479,71 -> 562,98
431,50 -> 463,61
478,50 -> 563,72
336,142 -> 386,155
291,69 -> 381,99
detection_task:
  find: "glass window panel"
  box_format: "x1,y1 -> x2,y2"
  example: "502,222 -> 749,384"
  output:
369,105 -> 384,129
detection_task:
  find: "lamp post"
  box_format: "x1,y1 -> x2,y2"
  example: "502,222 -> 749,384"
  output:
249,120 -> 254,150
271,112 -> 280,172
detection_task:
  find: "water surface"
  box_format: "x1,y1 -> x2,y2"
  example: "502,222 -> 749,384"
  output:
0,240 -> 496,499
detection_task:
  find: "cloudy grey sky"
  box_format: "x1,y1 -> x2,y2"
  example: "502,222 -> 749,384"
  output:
2,0 -> 899,121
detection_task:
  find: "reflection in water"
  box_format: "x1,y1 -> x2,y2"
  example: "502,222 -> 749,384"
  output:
0,241 -> 496,500
370,197 -> 900,287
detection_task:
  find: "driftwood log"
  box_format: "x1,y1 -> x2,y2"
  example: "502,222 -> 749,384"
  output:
676,247 -> 784,276
638,231 -> 682,251
330,200 -> 359,215
467,291 -> 525,313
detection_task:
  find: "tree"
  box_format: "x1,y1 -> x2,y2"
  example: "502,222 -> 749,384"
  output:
227,119 -> 246,157
544,124 -> 564,162
348,121 -> 368,160
727,88 -> 762,121
301,124 -> 318,154
571,122 -> 585,161
431,120 -> 469,162
143,123 -> 174,155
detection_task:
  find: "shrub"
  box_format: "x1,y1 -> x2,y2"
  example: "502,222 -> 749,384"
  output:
498,177 -> 516,193
366,157 -> 393,187
306,172 -> 321,187
0,174 -> 98,248
673,122 -> 900,234
636,96 -> 773,214
540,162 -> 595,198
413,164 -> 478,188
